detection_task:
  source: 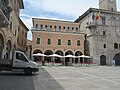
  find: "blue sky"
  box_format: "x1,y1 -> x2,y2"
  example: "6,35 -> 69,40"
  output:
20,0 -> 120,40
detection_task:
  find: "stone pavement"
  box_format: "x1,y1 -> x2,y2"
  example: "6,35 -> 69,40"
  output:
41,66 -> 120,90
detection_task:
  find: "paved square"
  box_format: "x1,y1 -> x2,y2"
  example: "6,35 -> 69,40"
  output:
41,66 -> 120,90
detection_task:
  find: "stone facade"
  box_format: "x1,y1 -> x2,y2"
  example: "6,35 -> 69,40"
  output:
75,0 -> 120,65
0,0 -> 27,59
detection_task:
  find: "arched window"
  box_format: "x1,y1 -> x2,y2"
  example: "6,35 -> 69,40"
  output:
114,43 -> 118,49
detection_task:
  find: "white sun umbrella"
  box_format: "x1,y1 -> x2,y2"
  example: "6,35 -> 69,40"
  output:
77,55 -> 91,58
48,54 -> 63,57
64,55 -> 76,58
77,55 -> 91,64
32,53 -> 47,57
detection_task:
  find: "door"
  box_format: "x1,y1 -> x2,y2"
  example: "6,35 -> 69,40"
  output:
100,55 -> 106,65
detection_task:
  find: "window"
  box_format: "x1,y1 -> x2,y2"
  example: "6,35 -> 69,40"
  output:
36,38 -> 40,44
45,25 -> 47,28
50,25 -> 52,29
111,8 -> 113,11
72,27 -> 74,30
10,21 -> 12,30
22,30 -> 24,35
76,28 -> 78,30
103,31 -> 106,35
41,24 -> 43,29
68,27 -> 70,30
77,40 -> 80,46
68,40 -> 71,45
18,26 -> 20,32
47,38 -> 51,45
25,32 -> 27,38
58,39 -> 61,45
102,18 -> 106,25
63,26 -> 65,29
103,44 -> 106,48
54,26 -> 56,29
59,26 -> 61,30
36,24 -> 38,28
114,43 -> 118,49
16,52 -> 28,62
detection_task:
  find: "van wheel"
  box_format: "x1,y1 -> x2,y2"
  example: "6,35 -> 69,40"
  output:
24,68 -> 32,75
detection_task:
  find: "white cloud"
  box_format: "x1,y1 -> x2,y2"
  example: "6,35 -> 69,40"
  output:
42,0 -> 98,17
21,0 -> 120,40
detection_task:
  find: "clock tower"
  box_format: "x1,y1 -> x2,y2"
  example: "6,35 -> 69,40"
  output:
99,0 -> 117,11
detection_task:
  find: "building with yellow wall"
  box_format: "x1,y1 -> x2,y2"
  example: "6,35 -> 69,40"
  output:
31,18 -> 85,65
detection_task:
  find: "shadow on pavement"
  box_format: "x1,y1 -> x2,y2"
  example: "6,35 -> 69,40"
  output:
0,71 -> 35,90
0,71 -> 39,76
33,67 -> 65,90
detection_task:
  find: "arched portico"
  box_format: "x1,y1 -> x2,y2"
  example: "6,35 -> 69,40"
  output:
113,53 -> 120,66
44,50 -> 53,62
75,51 -> 83,63
65,50 -> 74,66
33,49 -> 43,61
55,50 -> 64,63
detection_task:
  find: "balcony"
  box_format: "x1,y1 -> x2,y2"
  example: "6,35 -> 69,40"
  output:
86,22 -> 97,29
0,0 -> 12,28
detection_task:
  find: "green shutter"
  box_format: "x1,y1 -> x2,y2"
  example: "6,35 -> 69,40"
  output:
77,40 -> 80,46
36,38 -> 40,44
48,38 -> 51,45
58,39 -> 61,45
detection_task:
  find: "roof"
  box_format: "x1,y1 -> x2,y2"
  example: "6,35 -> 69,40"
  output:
32,18 -> 79,24
19,0 -> 24,9
75,8 -> 120,22
19,18 -> 29,31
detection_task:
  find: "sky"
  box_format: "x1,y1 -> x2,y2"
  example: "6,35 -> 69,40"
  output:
20,0 -> 120,40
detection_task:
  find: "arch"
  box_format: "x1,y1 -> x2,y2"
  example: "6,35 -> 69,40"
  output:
114,43 -> 118,49
33,49 -> 43,54
33,49 -> 43,62
55,50 -> 64,63
75,51 -> 83,56
0,34 -> 4,59
55,50 -> 64,56
100,55 -> 106,65
65,50 -> 74,66
65,50 -> 73,55
75,51 -> 83,63
44,50 -> 53,62
113,53 -> 120,66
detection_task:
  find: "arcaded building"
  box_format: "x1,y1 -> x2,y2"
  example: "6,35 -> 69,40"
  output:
31,18 -> 85,64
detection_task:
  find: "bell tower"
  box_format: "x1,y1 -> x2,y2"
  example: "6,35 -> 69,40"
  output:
99,0 -> 117,11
